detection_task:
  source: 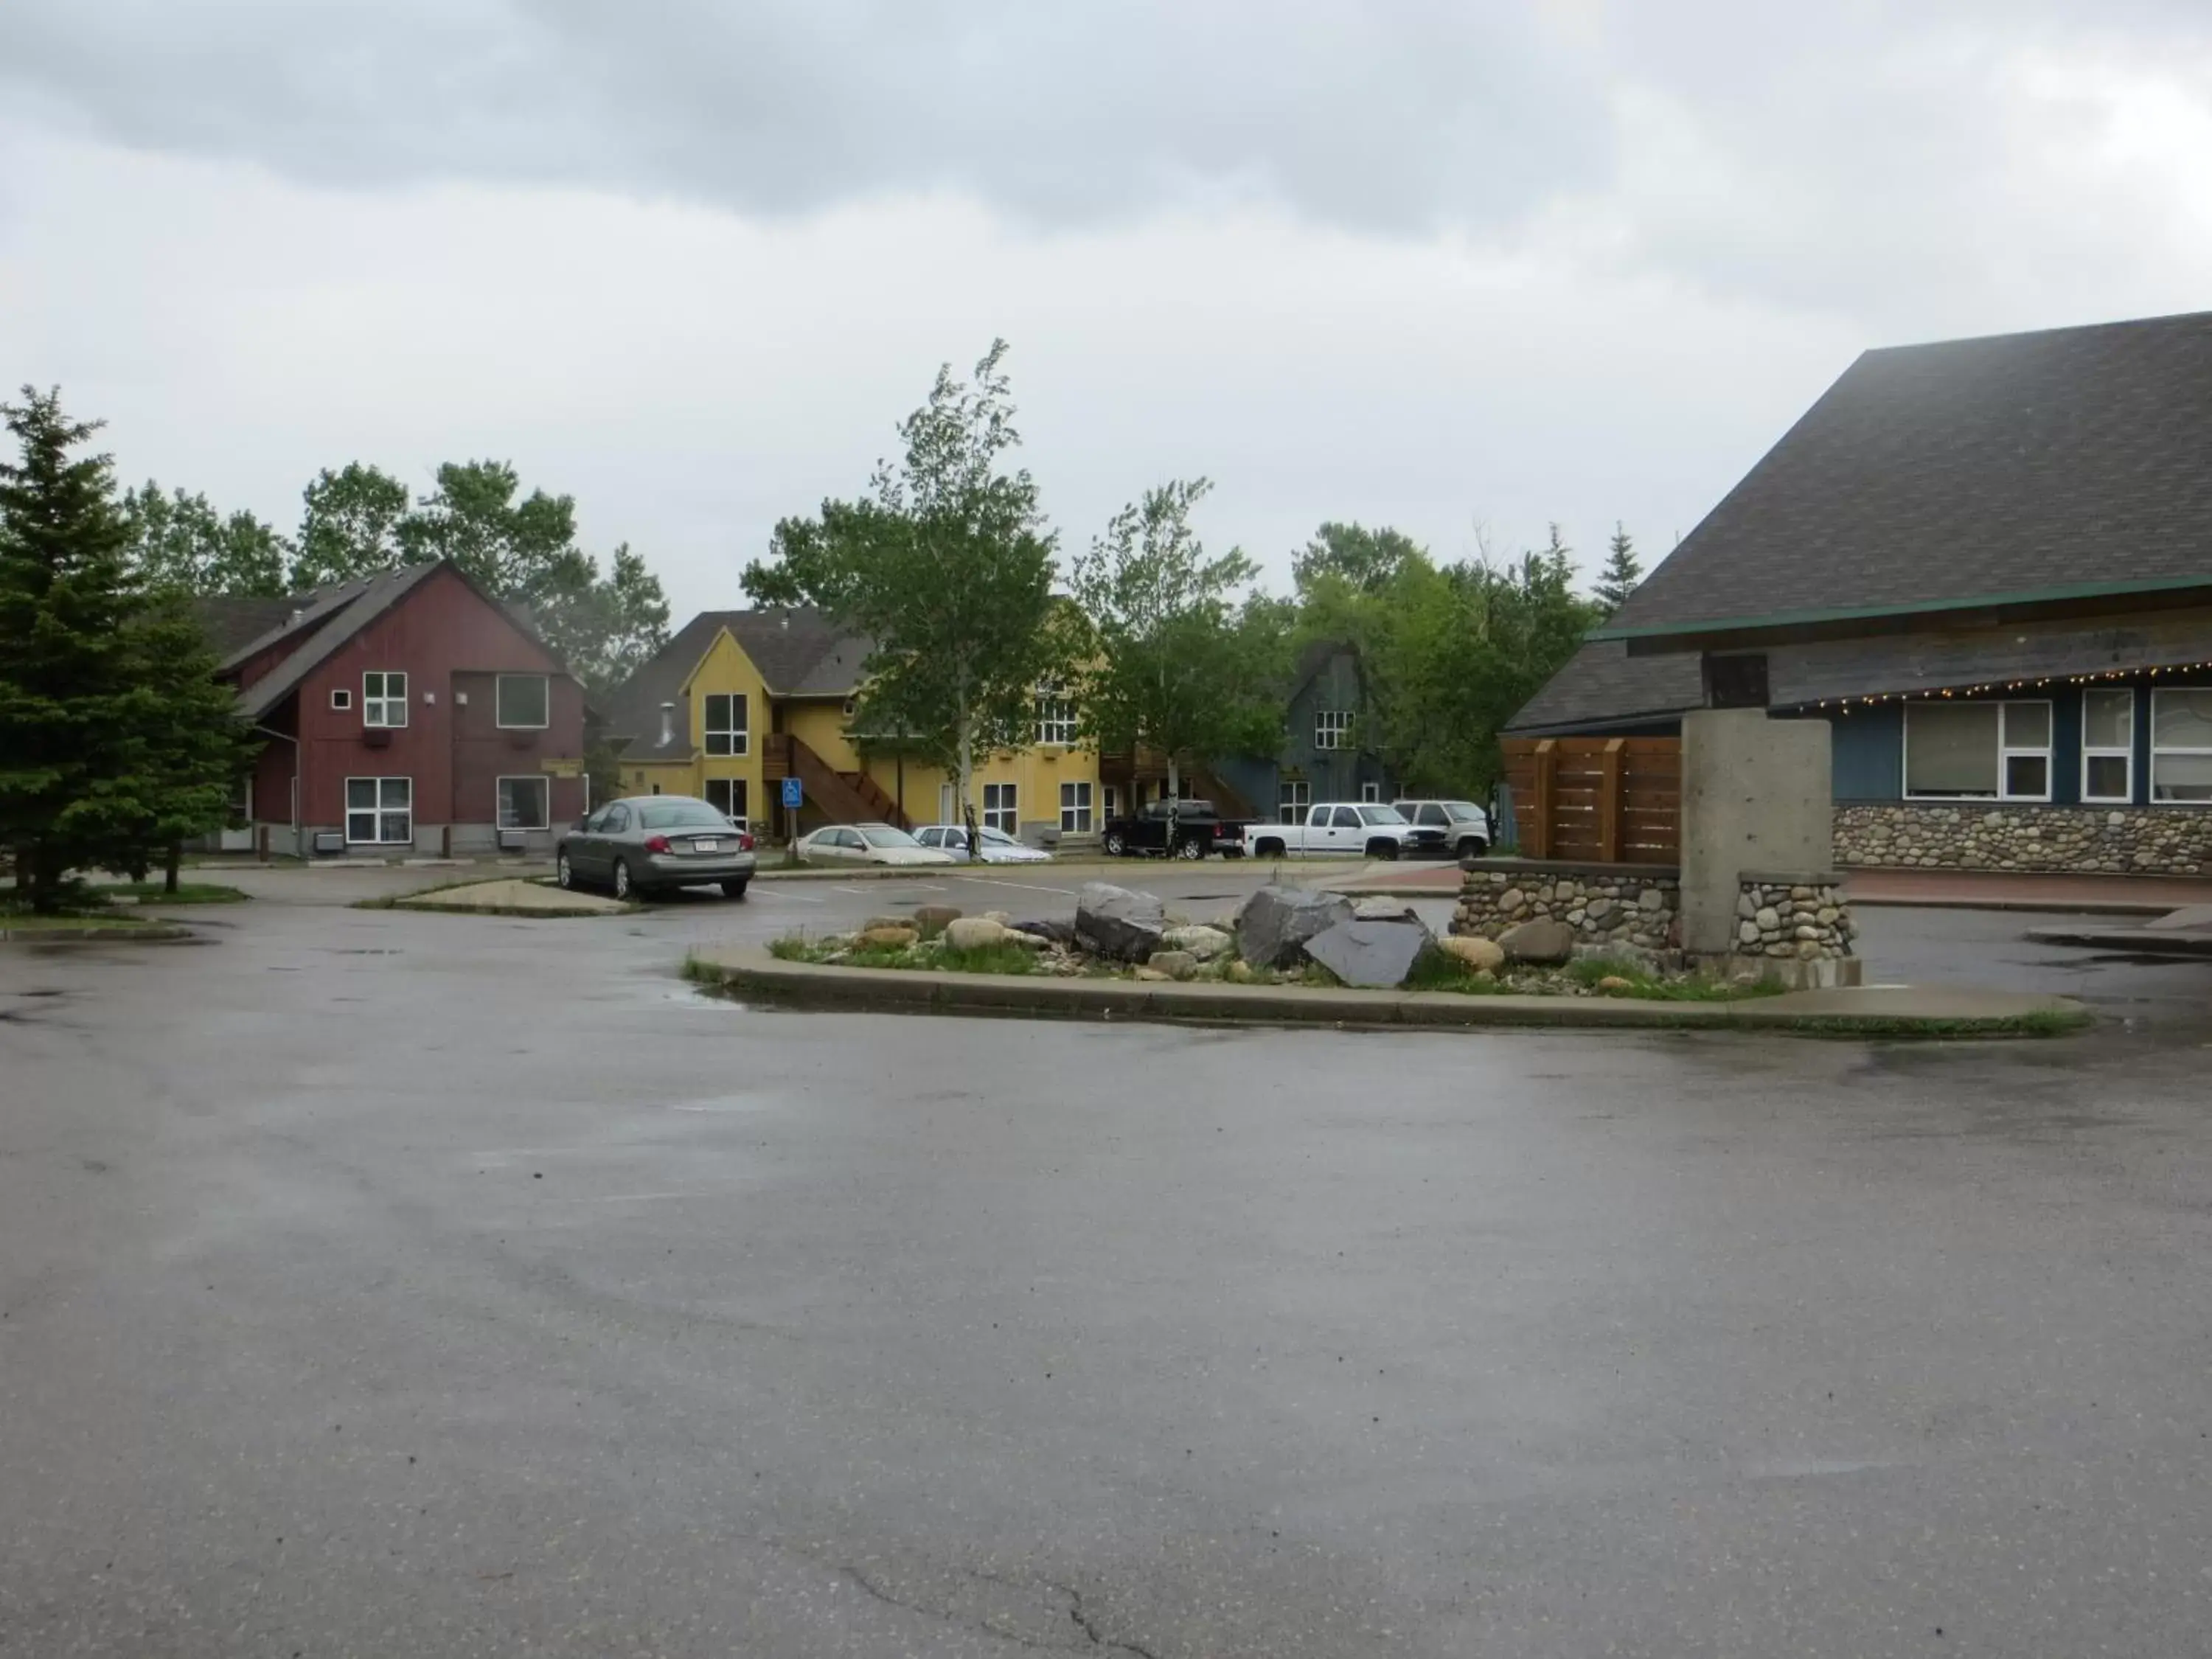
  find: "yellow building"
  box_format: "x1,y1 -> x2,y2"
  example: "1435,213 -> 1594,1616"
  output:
600,608 -> 1105,844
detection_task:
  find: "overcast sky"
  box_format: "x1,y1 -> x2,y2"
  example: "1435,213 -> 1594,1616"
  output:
6,1 -> 2212,619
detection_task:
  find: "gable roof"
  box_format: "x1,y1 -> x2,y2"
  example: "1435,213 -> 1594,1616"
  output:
598,608 -> 872,745
194,594 -> 317,658
232,566 -> 445,721
1597,310 -> 2212,647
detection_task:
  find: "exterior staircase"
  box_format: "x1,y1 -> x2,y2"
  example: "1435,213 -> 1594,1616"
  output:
762,734 -> 911,830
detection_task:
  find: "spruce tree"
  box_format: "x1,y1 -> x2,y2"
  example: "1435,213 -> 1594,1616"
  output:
0,388 -> 247,908
1595,521 -> 1643,611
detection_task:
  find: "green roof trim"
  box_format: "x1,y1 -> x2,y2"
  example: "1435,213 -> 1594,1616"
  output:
1588,573 -> 2212,644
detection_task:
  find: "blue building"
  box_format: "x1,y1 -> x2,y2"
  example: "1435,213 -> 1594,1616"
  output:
1213,641 -> 1397,822
1511,310 -> 2212,875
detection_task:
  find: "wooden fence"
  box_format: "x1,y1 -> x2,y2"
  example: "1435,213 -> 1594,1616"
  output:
1501,737 -> 1681,863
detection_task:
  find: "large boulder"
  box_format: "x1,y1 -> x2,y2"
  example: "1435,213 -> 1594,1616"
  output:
910,904 -> 962,939
1438,934 -> 1506,973
1075,883 -> 1168,962
943,917 -> 1009,950
1234,886 -> 1354,970
1010,918 -> 1079,947
1304,916 -> 1434,988
1162,924 -> 1234,961
1500,918 -> 1575,965
1352,894 -> 1420,922
858,925 -> 918,950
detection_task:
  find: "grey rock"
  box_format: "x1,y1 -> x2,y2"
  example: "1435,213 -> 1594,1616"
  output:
943,917 -> 1009,950
1162,924 -> 1233,961
1075,883 -> 1168,962
1011,918 -> 1078,947
1146,949 -> 1198,980
1234,886 -> 1355,970
1304,916 -> 1434,988
1352,895 -> 1419,922
911,904 -> 961,939
1500,917 -> 1576,965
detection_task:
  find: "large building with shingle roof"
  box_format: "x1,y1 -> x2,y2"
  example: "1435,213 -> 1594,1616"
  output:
1512,310 -> 2212,874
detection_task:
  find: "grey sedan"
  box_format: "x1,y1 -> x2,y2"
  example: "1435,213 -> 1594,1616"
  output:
556,795 -> 757,901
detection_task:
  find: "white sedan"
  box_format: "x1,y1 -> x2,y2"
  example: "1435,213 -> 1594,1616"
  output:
793,822 -> 959,868
911,824 -> 1054,864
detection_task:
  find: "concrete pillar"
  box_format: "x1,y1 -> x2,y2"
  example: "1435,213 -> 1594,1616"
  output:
1680,710 -> 1832,955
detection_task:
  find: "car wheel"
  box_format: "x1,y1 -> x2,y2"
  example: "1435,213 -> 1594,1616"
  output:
721,878 -> 748,900
1103,830 -> 1127,857
1457,836 -> 1489,860
1366,838 -> 1400,861
1255,838 -> 1285,858
1173,836 -> 1205,860
556,852 -> 574,889
613,858 -> 634,901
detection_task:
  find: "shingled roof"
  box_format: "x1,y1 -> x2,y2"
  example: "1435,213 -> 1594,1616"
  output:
599,608 -> 872,749
1597,309 -> 2212,645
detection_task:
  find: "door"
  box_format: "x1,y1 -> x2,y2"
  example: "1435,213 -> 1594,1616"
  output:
1329,804 -> 1363,853
1302,804 -> 1333,856
587,803 -> 630,876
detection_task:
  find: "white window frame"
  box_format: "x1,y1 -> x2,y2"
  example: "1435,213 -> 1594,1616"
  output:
330,687 -> 352,712
1360,781 -> 1381,803
704,778 -> 748,823
1278,779 -> 1310,824
344,776 -> 413,844
983,782 -> 1018,835
1034,684 -> 1077,748
362,671 -> 408,728
1102,785 -> 1121,823
1902,698 -> 2052,802
704,692 -> 748,757
1314,709 -> 1350,751
495,774 -> 549,831
2151,686 -> 2212,804
2081,687 -> 2136,805
1059,780 -> 1093,833
495,673 -> 550,731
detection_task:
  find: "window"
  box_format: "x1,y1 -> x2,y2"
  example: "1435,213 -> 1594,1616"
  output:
2152,688 -> 2212,802
345,776 -> 412,844
599,804 -> 630,834
1060,780 -> 1093,833
1903,700 -> 2051,801
495,674 -> 549,729
639,800 -> 729,830
1314,710 -> 1349,751
1330,806 -> 1361,829
703,693 -> 748,757
363,671 -> 408,728
497,776 -> 549,830
705,779 -> 748,823
983,782 -> 1018,834
1360,781 -> 1381,803
1102,785 -> 1121,823
2082,688 -> 2135,804
330,687 -> 352,712
1034,684 -> 1077,747
1278,779 -> 1310,824
1413,804 -> 1448,826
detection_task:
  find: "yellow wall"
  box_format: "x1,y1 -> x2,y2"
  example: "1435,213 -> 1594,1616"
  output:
619,622 -> 1102,838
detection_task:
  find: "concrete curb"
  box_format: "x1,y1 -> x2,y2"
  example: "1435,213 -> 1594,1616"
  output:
686,947 -> 2087,1037
2025,925 -> 2212,956
0,922 -> 194,943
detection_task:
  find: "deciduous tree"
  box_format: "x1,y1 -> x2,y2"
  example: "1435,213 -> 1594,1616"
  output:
122,481 -> 288,596
290,462 -> 411,589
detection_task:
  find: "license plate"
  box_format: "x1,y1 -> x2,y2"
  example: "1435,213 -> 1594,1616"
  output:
694,838 -> 720,852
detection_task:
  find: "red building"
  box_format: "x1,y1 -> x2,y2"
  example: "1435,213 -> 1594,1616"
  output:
200,562 -> 588,857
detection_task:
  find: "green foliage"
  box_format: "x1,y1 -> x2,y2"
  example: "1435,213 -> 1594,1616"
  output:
1595,521 -> 1643,612
744,341 -> 1064,818
1292,521 -> 1421,597
1561,957 -> 1781,1001
102,881 -> 248,904
1068,477 -> 1288,793
0,388 -> 251,911
537,542 -> 672,699
1289,524 -> 1599,796
396,459 -> 593,602
122,481 -> 288,596
291,462 -> 411,589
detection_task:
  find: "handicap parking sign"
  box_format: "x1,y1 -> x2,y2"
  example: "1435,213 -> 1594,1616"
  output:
781,777 -> 803,809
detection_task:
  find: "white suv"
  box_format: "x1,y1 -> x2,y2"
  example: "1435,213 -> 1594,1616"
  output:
1392,799 -> 1491,859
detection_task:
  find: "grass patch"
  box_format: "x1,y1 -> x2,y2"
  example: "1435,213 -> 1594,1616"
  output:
103,881 -> 249,905
767,932 -> 1038,975
1559,956 -> 1784,1003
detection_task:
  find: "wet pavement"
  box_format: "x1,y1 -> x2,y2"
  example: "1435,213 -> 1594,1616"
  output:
4,874 -> 2212,1655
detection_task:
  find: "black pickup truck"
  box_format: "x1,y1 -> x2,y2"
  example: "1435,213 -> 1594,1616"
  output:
1099,798 -> 1251,860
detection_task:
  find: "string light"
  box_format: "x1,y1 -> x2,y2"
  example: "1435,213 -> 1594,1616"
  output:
1797,660 -> 2212,716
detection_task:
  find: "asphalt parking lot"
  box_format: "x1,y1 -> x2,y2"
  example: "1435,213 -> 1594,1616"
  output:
7,864 -> 2212,1656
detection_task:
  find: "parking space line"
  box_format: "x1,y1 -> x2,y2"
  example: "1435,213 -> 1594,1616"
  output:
754,888 -> 824,903
954,875 -> 1079,896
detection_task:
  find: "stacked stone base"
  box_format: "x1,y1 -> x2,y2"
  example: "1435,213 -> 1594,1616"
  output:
1455,860 -> 1860,990
1834,803 -> 2212,875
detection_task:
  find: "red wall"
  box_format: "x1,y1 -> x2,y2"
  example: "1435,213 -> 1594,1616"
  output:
291,566 -> 586,830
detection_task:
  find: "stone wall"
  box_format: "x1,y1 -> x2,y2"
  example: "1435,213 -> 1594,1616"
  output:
1453,862 -> 1681,953
1733,874 -> 1854,962
1834,804 -> 2212,875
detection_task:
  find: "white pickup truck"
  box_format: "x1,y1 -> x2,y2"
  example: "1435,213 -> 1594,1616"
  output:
1242,802 -> 1451,861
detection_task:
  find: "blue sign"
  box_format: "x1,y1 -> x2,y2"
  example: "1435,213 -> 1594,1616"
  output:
781,777 -> 803,810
